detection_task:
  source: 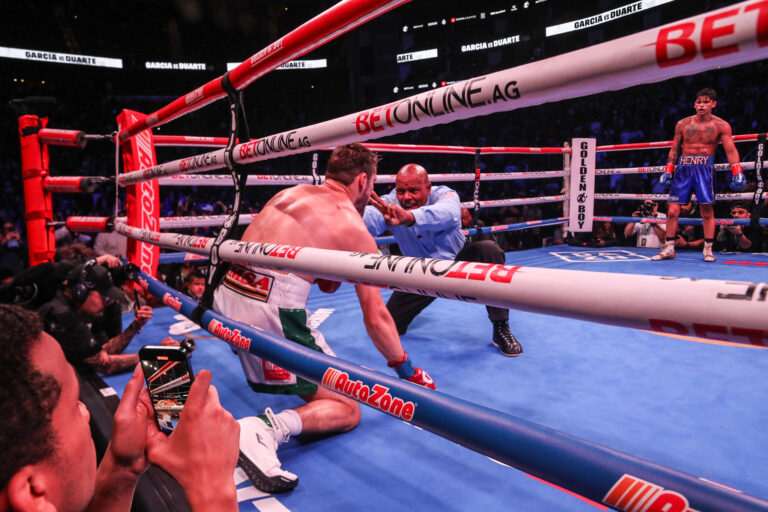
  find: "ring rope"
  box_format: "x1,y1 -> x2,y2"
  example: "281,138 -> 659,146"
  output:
150,218 -> 571,262
596,133 -> 765,152
117,0 -> 408,143
136,269 -> 768,512
113,221 -> 767,347
596,215 -> 768,227
373,217 -> 569,246
596,192 -> 755,202
597,161 -> 759,176
70,191 -> 566,231
157,170 -> 566,187
116,3 -> 768,187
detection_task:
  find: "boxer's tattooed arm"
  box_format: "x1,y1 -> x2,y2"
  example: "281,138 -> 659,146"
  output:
669,120 -> 684,163
102,323 -> 140,355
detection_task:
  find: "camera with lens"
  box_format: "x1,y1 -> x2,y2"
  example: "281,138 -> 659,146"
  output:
639,201 -> 656,217
109,263 -> 140,287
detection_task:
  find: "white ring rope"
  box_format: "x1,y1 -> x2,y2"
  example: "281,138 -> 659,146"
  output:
157,170 -> 566,187
597,161 -> 759,176
596,192 -> 755,202
461,196 -> 565,209
117,2 -> 768,187
114,221 -> 767,346
110,192 -> 566,231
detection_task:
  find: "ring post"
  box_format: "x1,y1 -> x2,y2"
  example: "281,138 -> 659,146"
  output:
117,110 -> 160,277
18,114 -> 56,266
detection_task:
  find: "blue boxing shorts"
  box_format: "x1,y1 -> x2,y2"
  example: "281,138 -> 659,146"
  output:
668,154 -> 715,204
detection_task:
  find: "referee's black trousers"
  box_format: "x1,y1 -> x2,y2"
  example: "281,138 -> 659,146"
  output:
386,240 -> 509,334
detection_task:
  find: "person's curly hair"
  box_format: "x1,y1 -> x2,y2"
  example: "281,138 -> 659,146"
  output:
0,304 -> 61,487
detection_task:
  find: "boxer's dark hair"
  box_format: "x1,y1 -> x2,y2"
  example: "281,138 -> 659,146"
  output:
696,88 -> 717,101
326,143 -> 380,185
0,304 -> 61,487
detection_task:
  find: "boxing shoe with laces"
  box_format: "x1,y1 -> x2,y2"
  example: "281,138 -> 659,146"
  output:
702,242 -> 716,262
238,408 -> 298,493
492,320 -> 523,357
651,243 -> 675,261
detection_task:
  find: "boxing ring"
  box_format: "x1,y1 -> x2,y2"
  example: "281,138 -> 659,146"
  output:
15,1 -> 768,511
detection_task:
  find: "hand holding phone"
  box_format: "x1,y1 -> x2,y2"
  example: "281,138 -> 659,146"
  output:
139,345 -> 194,434
143,369 -> 240,511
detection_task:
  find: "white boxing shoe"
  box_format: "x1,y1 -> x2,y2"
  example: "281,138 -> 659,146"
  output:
238,408 -> 298,493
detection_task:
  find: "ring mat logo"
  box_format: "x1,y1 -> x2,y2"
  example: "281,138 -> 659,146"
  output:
552,250 -> 649,262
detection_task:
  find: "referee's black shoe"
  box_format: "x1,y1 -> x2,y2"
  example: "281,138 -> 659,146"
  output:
492,320 -> 523,357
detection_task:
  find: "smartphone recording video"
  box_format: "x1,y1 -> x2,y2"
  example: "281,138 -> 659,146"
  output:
139,345 -> 194,434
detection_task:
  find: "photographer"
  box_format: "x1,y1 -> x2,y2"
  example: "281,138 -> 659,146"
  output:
0,220 -> 27,274
716,202 -> 764,252
37,260 -> 157,375
623,200 -> 667,248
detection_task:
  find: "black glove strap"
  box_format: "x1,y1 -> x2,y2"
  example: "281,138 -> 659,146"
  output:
751,133 -> 766,227
192,72 -> 250,325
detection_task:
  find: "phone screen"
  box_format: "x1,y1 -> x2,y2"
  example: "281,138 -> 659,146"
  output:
139,346 -> 194,434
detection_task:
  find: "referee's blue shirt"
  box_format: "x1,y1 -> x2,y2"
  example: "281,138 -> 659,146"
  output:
363,185 -> 465,259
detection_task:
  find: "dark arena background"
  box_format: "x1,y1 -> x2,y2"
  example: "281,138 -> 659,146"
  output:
1,2 -> 767,512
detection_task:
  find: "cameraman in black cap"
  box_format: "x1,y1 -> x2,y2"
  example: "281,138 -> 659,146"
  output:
38,260 -> 155,374
623,200 -> 667,248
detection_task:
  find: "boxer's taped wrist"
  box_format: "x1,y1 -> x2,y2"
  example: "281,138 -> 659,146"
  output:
388,351 -> 415,379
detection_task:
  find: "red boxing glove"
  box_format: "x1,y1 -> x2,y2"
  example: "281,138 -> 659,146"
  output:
731,163 -> 743,176
664,161 -> 675,174
388,351 -> 436,390
407,367 -> 436,390
316,278 -> 341,293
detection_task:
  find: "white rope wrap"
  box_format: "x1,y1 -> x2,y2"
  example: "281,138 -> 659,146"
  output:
115,222 -> 767,346
118,2 -> 768,187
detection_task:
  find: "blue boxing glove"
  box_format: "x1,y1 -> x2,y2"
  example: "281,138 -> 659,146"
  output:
659,162 -> 674,189
730,163 -> 746,192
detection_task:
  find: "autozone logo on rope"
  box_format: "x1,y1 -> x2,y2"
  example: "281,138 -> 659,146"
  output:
603,474 -> 700,512
354,77 -> 520,135
178,152 -> 219,171
207,319 -> 251,350
321,367 -> 416,421
238,131 -> 311,159
162,293 -> 182,312
654,1 -> 768,68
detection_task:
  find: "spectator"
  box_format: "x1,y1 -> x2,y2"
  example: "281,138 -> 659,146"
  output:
182,269 -> 206,300
715,202 -> 764,252
0,304 -> 239,512
0,220 -> 27,274
623,200 -> 667,248
37,260 -> 155,374
590,221 -> 618,247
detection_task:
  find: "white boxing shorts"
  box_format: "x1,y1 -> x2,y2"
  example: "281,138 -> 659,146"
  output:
213,264 -> 334,395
